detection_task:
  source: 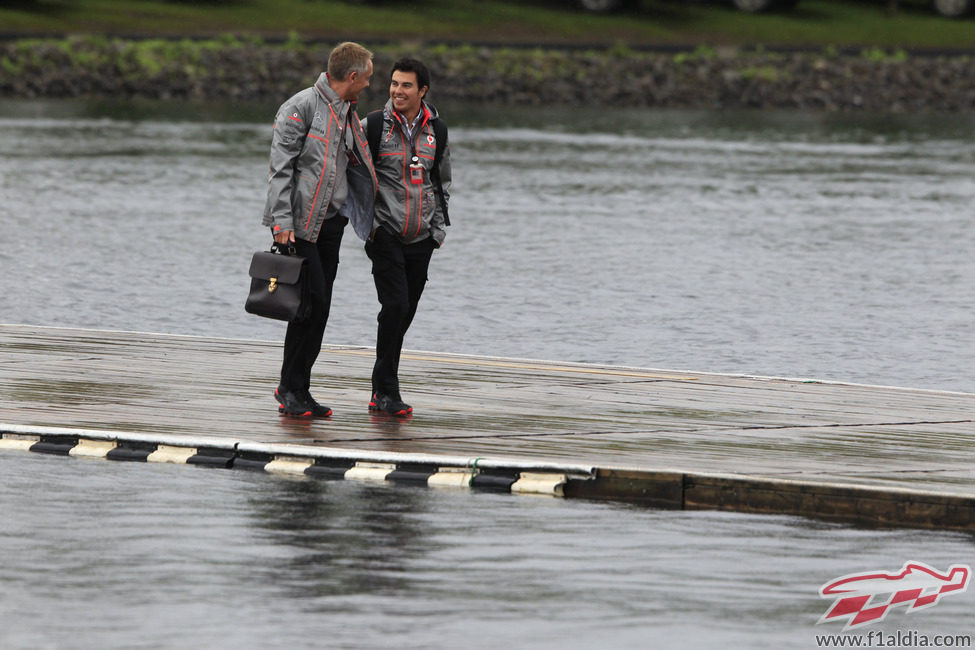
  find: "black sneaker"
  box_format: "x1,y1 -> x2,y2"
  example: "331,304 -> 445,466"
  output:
275,387 -> 331,417
299,389 -> 332,417
368,392 -> 413,414
368,392 -> 412,417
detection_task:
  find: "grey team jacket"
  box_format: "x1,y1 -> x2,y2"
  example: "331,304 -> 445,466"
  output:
366,99 -> 451,246
262,73 -> 377,243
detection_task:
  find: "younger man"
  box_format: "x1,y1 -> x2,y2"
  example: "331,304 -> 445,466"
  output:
364,58 -> 451,416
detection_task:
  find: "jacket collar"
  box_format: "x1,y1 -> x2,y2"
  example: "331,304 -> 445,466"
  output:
314,73 -> 356,120
383,99 -> 437,130
314,73 -> 339,101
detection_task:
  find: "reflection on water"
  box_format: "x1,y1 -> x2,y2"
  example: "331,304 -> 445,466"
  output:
2,451 -> 974,650
247,477 -> 430,600
1,100 -> 972,392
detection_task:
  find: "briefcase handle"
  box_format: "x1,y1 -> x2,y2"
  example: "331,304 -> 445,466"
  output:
271,242 -> 297,256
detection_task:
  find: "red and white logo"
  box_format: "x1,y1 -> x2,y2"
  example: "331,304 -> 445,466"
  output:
818,561 -> 970,630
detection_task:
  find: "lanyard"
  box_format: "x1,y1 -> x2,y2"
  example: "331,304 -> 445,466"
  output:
394,110 -> 425,162
394,110 -> 427,186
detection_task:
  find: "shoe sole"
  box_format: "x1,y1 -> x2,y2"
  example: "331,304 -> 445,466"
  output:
278,406 -> 330,417
278,407 -> 314,417
368,405 -> 410,417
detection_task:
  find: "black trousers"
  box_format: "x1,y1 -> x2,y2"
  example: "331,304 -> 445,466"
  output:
364,228 -> 435,397
279,216 -> 347,392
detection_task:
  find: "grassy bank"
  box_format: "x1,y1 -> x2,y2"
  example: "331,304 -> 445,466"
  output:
1,0 -> 973,50
3,36 -> 973,111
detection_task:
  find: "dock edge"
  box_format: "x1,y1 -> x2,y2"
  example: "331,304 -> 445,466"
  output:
3,424 -> 975,531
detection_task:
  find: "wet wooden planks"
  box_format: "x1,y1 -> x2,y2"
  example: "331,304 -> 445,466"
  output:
1,324 -> 974,527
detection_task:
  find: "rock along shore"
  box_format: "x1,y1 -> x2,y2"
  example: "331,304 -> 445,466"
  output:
1,37 -> 973,111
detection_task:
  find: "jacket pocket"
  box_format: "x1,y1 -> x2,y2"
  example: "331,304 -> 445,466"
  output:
293,169 -> 324,230
421,188 -> 438,224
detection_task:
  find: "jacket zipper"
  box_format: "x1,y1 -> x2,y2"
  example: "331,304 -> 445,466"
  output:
305,103 -> 340,233
394,110 -> 431,239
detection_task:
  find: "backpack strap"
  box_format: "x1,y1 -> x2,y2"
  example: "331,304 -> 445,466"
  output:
430,118 -> 450,226
366,109 -> 384,165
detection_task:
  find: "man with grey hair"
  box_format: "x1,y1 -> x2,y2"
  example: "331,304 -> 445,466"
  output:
262,41 -> 377,417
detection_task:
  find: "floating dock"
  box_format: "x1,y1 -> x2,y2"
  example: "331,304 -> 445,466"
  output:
1,324 -> 973,531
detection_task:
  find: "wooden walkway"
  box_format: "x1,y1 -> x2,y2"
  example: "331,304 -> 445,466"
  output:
2,324 -> 974,530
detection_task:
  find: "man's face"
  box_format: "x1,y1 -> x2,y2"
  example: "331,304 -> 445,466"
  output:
344,59 -> 373,102
389,70 -> 427,117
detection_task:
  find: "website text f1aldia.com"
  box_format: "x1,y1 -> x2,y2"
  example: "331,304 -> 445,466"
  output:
816,630 -> 972,648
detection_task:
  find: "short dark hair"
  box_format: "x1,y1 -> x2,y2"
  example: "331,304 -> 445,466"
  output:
391,57 -> 430,91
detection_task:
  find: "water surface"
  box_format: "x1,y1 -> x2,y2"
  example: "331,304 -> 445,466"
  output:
2,451 -> 973,649
1,100 -> 972,392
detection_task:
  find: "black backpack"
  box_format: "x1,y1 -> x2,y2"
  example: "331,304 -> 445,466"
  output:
366,109 -> 450,226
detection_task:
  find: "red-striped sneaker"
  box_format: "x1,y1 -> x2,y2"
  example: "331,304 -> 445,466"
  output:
368,392 -> 412,417
276,387 -> 331,417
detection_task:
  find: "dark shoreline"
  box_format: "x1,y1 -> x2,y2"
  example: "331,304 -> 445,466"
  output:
2,37 -> 973,111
